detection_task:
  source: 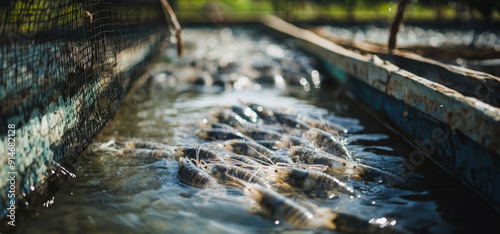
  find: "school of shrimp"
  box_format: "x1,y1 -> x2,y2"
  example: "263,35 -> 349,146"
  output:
90,99 -> 413,233
78,28 -> 421,233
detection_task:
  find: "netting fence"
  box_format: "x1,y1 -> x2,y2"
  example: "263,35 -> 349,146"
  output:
0,0 -> 169,216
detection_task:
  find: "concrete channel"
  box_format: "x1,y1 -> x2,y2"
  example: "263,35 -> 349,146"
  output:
261,14 -> 500,213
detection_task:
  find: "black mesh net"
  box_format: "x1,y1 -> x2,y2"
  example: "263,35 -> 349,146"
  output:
0,0 -> 169,215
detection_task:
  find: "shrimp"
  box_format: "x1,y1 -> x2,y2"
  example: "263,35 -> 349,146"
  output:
210,108 -> 283,132
222,139 -> 293,164
263,153 -> 295,165
289,146 -> 364,179
88,140 -> 122,155
237,102 -> 309,133
204,164 -> 271,188
123,148 -> 175,159
245,184 -> 395,233
304,128 -> 351,160
269,166 -> 357,197
243,183 -> 336,230
235,121 -> 288,134
175,146 -> 226,162
331,212 -> 401,234
274,112 -> 312,130
221,145 -> 274,166
196,119 -> 236,131
281,135 -> 310,148
226,105 -> 260,123
254,140 -> 284,150
239,100 -> 278,124
222,154 -> 264,167
236,128 -> 283,141
195,128 -> 253,141
177,157 -> 219,188
208,109 -> 248,128
356,164 -> 405,185
222,139 -> 276,158
302,116 -> 348,134
124,140 -> 173,150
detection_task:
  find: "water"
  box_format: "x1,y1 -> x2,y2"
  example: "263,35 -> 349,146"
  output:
15,27 -> 499,233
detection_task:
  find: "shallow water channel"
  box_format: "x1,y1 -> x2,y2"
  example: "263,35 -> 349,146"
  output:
17,27 -> 499,233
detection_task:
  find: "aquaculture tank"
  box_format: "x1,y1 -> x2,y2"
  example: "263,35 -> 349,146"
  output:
1,1 -> 500,233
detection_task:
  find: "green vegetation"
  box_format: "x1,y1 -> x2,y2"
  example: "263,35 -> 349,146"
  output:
171,0 -> 500,22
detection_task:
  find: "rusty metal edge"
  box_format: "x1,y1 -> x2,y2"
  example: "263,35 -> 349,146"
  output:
260,14 -> 500,156
260,14 -> 500,213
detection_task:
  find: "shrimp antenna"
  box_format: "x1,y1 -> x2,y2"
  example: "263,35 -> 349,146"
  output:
221,158 -> 245,167
196,142 -> 213,165
246,143 -> 276,166
234,163 -> 269,170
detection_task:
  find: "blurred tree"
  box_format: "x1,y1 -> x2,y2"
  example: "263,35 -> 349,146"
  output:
462,0 -> 500,23
271,0 -> 288,20
270,0 -> 309,21
309,0 -> 332,19
202,1 -> 226,24
418,0 -> 448,21
169,0 -> 177,10
337,0 -> 357,22
309,0 -> 389,21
